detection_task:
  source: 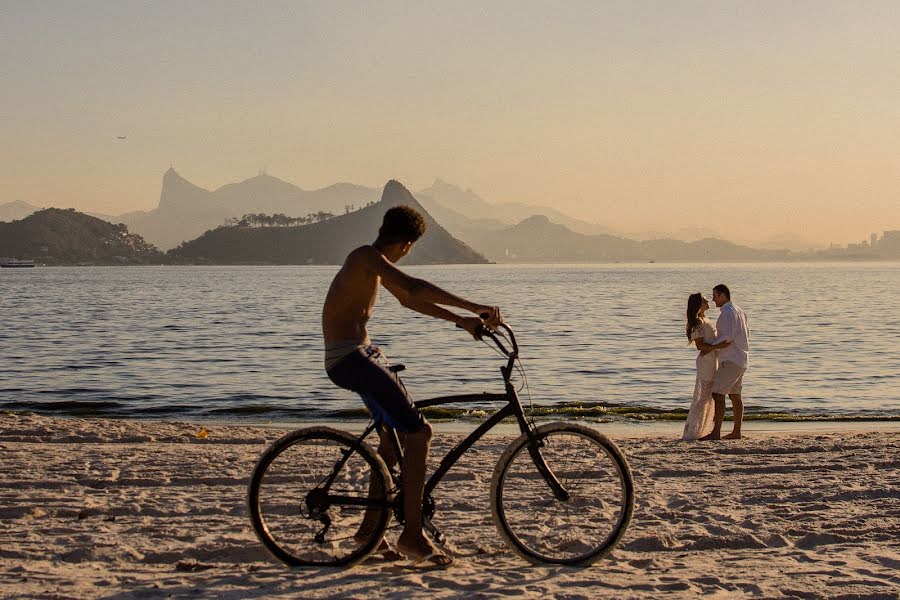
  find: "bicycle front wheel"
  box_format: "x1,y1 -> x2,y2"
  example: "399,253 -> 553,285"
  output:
248,427 -> 392,567
491,422 -> 634,566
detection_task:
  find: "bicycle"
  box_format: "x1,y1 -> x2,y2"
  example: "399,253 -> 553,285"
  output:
248,322 -> 634,567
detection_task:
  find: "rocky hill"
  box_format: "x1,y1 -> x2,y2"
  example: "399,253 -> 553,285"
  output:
168,180 -> 489,265
0,209 -> 164,265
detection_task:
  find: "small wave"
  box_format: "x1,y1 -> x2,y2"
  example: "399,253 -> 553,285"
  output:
132,404 -> 201,415
36,387 -> 108,395
744,412 -> 900,422
208,405 -> 283,415
0,399 -> 124,415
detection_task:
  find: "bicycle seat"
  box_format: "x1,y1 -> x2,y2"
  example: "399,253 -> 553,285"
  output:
388,364 -> 406,373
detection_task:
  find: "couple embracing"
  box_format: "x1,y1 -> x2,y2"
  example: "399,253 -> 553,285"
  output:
682,284 -> 750,441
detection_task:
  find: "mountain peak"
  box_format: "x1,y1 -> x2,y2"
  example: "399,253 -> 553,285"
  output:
159,168 -> 212,210
429,178 -> 464,193
0,199 -> 41,222
380,180 -> 420,208
517,214 -> 553,227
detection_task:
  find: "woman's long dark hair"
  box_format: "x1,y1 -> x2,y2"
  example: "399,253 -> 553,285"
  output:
686,293 -> 703,340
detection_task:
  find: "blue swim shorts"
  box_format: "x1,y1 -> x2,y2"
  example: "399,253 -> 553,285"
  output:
326,346 -> 425,434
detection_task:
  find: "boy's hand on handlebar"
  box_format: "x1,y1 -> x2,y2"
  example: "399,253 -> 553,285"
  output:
458,316 -> 486,340
476,306 -> 503,330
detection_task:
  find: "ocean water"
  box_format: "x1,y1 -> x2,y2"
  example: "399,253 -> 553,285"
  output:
2,264 -> 898,425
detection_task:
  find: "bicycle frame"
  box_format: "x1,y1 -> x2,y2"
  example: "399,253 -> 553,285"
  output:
355,323 -> 568,505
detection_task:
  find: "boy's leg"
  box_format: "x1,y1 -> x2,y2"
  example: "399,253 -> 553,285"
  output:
396,422 -> 451,565
330,349 -> 449,564
355,427 -> 399,544
398,422 -> 430,547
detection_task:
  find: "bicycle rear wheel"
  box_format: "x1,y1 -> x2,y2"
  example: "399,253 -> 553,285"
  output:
248,426 -> 392,567
491,422 -> 634,565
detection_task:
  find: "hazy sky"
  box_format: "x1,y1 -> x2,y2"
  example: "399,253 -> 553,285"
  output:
2,1 -> 898,244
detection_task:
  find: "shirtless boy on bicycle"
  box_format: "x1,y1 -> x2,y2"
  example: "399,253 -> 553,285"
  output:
323,205 -> 501,567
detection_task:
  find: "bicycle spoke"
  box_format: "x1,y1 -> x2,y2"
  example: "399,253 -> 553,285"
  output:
249,428 -> 391,567
492,424 -> 634,565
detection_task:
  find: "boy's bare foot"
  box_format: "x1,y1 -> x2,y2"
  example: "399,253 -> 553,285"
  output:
406,551 -> 453,569
353,535 -> 405,562
699,432 -> 720,441
722,431 -> 742,440
373,540 -> 405,561
397,533 -> 453,568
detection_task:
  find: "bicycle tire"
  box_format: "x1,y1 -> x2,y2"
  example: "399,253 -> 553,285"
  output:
248,426 -> 393,567
491,422 -> 635,566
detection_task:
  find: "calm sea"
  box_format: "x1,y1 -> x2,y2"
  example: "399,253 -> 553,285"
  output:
2,264 -> 898,425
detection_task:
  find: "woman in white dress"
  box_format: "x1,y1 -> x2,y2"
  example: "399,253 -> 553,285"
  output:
682,293 -> 730,441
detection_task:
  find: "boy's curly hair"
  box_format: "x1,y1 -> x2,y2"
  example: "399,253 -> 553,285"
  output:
379,206 -> 427,243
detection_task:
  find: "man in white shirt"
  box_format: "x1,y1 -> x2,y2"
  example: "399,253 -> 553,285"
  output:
701,284 -> 750,440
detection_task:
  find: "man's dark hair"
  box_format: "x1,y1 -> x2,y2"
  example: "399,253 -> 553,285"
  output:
378,206 -> 426,244
713,284 -> 731,300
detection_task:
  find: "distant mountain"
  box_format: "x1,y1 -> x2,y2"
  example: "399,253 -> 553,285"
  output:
625,225 -> 722,242
416,179 -> 614,236
119,169 -> 381,250
0,208 -> 163,265
116,169 -> 230,251
409,194 -> 508,249
626,226 -> 822,252
214,177 -> 377,216
169,180 -> 489,265
473,215 -> 791,262
0,200 -> 40,222
749,232 -> 824,252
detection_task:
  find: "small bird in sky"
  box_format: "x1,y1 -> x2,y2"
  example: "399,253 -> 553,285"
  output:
116,136 -> 127,140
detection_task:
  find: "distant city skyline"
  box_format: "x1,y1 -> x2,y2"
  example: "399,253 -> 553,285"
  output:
2,1 -> 898,245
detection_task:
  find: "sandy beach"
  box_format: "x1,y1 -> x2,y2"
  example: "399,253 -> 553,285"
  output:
0,413 -> 897,600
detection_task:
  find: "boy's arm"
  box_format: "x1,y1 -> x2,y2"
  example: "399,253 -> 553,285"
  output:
355,246 -> 498,334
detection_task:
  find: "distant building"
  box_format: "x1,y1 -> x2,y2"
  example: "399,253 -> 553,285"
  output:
870,233 -> 878,248
880,230 -> 900,257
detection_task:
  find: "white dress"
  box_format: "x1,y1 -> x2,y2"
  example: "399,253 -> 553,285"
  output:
682,319 -> 718,441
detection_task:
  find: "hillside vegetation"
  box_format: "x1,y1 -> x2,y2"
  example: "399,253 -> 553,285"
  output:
0,209 -> 164,265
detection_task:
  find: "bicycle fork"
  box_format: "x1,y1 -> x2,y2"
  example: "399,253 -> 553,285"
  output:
525,435 -> 570,502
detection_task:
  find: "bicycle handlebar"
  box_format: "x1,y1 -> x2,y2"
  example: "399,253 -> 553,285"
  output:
457,318 -> 518,359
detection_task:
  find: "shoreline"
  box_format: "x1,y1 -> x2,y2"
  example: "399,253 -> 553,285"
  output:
221,417 -> 900,438
6,410 -> 900,439
1,413 -> 898,599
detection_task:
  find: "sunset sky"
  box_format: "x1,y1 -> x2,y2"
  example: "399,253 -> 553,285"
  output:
2,1 -> 898,245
